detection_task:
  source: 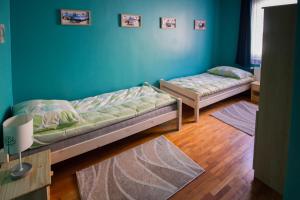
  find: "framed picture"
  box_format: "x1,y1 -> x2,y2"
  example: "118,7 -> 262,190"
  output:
0,24 -> 4,44
61,9 -> 91,26
161,17 -> 176,29
194,20 -> 206,30
121,14 -> 141,28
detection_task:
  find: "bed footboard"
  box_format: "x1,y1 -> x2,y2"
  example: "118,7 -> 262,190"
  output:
160,80 -> 200,122
144,82 -> 183,130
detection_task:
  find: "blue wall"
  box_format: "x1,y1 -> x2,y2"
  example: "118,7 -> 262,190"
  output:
0,0 -> 12,122
0,0 -> 12,121
284,4 -> 300,200
0,0 -> 12,147
216,0 -> 241,66
10,0 -> 221,103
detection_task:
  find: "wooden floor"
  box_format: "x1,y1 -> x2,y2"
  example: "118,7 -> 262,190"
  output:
50,95 -> 281,200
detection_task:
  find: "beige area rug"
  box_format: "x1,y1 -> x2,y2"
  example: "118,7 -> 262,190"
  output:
76,136 -> 205,200
211,101 -> 258,136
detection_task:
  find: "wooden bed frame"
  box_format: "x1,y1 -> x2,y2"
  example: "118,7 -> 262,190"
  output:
1,84 -> 182,165
160,79 -> 251,122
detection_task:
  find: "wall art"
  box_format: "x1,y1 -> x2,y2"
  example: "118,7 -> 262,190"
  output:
61,9 -> 91,26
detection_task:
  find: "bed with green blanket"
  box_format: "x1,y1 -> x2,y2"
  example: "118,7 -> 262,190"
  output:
10,83 -> 182,164
160,66 -> 255,122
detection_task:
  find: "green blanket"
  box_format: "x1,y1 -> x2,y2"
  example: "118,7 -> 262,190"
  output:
168,73 -> 254,97
31,86 -> 176,147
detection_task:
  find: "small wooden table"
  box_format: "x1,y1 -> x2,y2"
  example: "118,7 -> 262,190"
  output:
0,150 -> 51,200
251,81 -> 260,104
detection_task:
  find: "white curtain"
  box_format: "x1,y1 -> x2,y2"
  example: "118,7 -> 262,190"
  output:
251,0 -> 297,65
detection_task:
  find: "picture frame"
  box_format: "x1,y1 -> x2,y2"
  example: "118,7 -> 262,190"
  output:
194,20 -> 206,30
120,14 -> 142,28
61,9 -> 91,26
0,24 -> 4,44
161,17 -> 176,29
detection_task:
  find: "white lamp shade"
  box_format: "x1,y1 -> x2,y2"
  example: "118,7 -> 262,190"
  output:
3,114 -> 33,155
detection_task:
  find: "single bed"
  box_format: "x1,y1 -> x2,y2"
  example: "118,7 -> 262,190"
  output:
6,83 -> 182,165
160,72 -> 254,122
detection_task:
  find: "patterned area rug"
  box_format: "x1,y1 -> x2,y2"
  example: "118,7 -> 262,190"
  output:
76,136 -> 205,200
211,101 -> 258,136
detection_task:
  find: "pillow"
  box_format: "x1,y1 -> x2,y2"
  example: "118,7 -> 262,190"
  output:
208,66 -> 253,79
13,100 -> 83,133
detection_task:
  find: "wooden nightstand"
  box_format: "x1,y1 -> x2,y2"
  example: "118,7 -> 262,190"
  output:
0,150 -> 51,200
251,81 -> 260,104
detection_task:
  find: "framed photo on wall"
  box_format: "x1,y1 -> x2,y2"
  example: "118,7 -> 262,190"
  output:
0,24 -> 4,43
121,14 -> 141,28
61,9 -> 91,26
161,17 -> 176,29
194,20 -> 206,30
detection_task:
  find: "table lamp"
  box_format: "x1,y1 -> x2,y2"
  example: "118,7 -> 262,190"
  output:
3,114 -> 33,179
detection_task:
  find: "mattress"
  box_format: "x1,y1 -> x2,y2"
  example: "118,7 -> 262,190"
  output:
20,103 -> 177,158
30,86 -> 176,148
168,73 -> 254,97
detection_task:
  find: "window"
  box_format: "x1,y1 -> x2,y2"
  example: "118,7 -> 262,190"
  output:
251,0 -> 297,65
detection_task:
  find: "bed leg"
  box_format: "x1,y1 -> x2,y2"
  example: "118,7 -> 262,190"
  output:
194,96 -> 200,123
177,99 -> 182,131
194,108 -> 200,123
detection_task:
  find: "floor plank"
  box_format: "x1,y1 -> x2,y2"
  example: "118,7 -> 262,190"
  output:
50,95 -> 282,200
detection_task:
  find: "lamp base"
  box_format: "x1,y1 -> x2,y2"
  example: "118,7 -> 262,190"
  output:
10,162 -> 32,180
